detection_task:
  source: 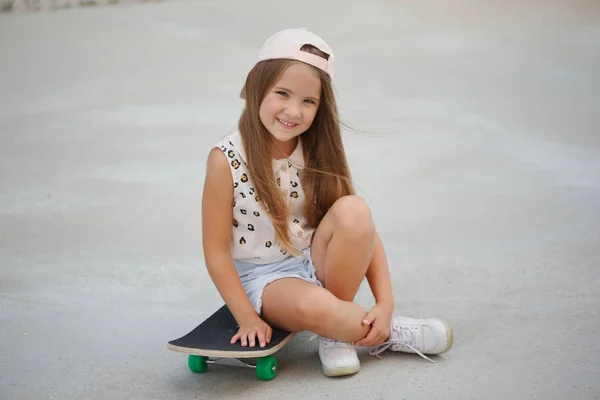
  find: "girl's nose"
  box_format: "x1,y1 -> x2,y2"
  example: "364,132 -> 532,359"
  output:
285,102 -> 302,119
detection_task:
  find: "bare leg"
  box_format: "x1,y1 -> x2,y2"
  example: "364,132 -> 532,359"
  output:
261,196 -> 377,342
261,278 -> 369,342
311,195 -> 376,301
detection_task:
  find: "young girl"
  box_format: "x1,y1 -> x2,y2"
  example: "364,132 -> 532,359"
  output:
202,28 -> 453,377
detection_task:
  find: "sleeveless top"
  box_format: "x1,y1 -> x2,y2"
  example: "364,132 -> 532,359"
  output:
216,131 -> 315,264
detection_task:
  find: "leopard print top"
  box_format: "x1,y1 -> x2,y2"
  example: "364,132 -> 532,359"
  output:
215,131 -> 314,264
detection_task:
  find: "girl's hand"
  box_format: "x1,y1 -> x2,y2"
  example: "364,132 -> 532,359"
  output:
354,303 -> 393,347
230,315 -> 273,348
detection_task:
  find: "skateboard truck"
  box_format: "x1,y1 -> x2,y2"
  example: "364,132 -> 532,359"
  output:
187,354 -> 278,381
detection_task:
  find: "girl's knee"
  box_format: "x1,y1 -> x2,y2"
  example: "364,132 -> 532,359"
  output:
331,195 -> 374,233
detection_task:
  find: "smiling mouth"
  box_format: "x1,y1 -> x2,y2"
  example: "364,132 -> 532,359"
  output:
277,118 -> 298,128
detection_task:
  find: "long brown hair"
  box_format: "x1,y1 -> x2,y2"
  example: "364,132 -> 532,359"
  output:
238,53 -> 354,254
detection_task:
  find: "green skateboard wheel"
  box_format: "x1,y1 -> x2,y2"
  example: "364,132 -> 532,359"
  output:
256,355 -> 277,381
188,355 -> 208,373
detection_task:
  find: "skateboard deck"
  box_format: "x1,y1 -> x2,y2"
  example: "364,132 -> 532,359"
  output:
168,305 -> 294,380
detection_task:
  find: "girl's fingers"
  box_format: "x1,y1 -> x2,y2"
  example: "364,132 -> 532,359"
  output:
257,330 -> 266,348
248,330 -> 256,348
355,332 -> 370,346
266,326 -> 272,344
231,326 -> 274,347
367,330 -> 381,346
357,327 -> 380,347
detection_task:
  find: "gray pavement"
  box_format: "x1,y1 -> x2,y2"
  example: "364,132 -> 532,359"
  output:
1,1 -> 599,399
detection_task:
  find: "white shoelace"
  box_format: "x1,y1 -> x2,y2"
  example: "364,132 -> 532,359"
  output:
369,326 -> 435,363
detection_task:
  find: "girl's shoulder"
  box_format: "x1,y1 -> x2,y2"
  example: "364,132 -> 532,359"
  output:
215,131 -> 246,161
215,131 -> 244,153
211,131 -> 246,178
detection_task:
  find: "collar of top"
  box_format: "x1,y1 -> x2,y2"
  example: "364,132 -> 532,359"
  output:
231,132 -> 305,169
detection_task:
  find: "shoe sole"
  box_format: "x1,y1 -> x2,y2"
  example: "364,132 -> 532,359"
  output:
437,318 -> 454,354
323,364 -> 361,377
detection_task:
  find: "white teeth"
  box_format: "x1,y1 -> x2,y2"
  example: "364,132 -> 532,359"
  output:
278,118 -> 296,127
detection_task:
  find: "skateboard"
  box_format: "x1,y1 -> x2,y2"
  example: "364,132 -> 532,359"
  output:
168,305 -> 294,381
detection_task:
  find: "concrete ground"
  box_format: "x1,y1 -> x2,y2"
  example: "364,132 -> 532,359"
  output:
1,1 -> 599,399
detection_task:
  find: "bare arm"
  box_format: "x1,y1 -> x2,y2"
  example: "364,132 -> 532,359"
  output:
202,148 -> 258,323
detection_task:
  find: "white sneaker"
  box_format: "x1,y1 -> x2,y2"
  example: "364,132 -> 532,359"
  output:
370,316 -> 453,362
318,336 -> 361,377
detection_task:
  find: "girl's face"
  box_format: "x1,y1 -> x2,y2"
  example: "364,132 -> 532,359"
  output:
259,62 -> 321,148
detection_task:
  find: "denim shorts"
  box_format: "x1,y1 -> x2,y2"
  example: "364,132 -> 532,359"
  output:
233,247 -> 323,315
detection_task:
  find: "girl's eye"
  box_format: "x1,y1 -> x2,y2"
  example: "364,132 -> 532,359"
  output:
276,91 -> 288,97
304,99 -> 315,104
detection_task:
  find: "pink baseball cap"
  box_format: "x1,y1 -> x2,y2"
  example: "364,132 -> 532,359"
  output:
240,28 -> 335,99
254,28 -> 335,77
